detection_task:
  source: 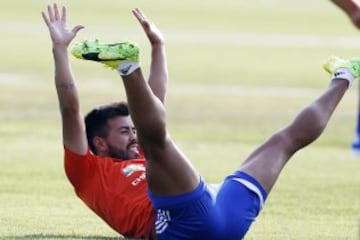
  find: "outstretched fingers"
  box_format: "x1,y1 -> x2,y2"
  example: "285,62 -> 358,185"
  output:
53,3 -> 60,21
41,5 -> 53,26
41,11 -> 50,26
42,4 -> 67,24
71,25 -> 85,35
41,4 -> 59,25
61,5 -> 67,23
42,3 -> 84,46
133,8 -> 151,30
47,4 -> 55,22
132,8 -> 164,45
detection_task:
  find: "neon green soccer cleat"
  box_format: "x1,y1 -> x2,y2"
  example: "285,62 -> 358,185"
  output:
323,55 -> 360,79
70,39 -> 140,71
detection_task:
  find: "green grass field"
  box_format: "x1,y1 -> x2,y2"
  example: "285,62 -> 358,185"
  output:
1,0 -> 360,239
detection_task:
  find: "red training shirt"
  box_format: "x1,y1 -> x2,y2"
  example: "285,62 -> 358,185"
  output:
64,146 -> 155,238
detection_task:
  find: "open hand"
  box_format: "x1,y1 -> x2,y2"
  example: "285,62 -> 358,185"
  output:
42,3 -> 84,47
132,8 -> 164,46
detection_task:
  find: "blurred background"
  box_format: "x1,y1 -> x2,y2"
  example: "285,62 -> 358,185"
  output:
0,0 -> 359,239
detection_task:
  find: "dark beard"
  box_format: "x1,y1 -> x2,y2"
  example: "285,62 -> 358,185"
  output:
107,144 -> 129,160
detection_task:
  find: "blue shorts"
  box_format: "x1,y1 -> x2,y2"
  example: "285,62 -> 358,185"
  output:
147,171 -> 267,240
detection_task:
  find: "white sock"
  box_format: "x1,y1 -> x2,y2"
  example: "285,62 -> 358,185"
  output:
116,62 -> 140,76
332,68 -> 355,87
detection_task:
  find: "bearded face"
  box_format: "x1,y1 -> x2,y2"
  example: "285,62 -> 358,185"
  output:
96,116 -> 140,160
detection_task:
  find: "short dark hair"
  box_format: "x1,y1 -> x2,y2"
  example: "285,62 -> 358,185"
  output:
85,102 -> 129,154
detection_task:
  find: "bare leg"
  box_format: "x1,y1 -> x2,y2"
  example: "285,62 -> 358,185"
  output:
121,69 -> 200,196
240,79 -> 349,193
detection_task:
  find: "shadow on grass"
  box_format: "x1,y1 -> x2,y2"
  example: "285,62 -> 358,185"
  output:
1,234 -> 141,240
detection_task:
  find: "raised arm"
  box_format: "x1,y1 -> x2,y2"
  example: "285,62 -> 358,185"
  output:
331,0 -> 360,28
42,4 -> 87,154
133,8 -> 168,104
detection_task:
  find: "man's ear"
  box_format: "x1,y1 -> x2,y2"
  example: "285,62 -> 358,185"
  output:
93,136 -> 108,153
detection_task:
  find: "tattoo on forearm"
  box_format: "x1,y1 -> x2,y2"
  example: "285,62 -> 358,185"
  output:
56,83 -> 75,90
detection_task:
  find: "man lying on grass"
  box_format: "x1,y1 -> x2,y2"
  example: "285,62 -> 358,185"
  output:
42,3 -> 360,240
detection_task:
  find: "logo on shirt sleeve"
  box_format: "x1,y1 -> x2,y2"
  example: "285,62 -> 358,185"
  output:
122,164 -> 146,177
